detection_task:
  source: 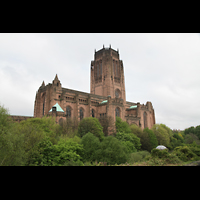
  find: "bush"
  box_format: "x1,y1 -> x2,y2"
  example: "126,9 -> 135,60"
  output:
173,146 -> 198,162
130,124 -> 143,136
138,128 -> 158,152
151,148 -> 169,158
80,132 -> 101,162
151,124 -> 171,147
128,151 -> 150,164
115,117 -> 131,133
150,148 -> 181,165
96,136 -> 129,165
78,117 -> 104,141
115,132 -> 141,151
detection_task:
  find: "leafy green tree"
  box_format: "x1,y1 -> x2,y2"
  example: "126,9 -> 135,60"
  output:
15,116 -> 60,154
115,117 -> 131,133
130,124 -> 143,136
97,116 -> 115,136
27,137 -> 54,166
78,117 -> 104,141
59,117 -> 79,138
141,128 -> 158,151
52,138 -> 84,166
184,133 -> 200,145
151,124 -> 171,147
115,131 -> 141,151
96,136 -> 129,165
0,105 -> 26,166
27,137 -> 84,166
173,146 -> 198,162
80,132 -> 101,162
194,125 -> 200,140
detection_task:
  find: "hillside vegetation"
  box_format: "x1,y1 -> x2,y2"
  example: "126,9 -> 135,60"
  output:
1,104 -> 200,166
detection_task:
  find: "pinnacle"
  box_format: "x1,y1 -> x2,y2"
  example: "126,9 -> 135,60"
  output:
54,74 -> 59,81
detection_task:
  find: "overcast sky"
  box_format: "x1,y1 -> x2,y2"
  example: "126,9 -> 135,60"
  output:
0,33 -> 200,130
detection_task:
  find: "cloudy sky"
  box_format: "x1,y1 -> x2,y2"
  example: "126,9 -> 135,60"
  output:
0,33 -> 200,130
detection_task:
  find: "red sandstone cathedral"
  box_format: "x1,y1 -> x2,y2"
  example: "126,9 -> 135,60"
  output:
33,46 -> 155,129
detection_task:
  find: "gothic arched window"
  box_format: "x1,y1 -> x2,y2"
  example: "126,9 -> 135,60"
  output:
113,60 -> 115,76
100,61 -> 102,76
80,108 -> 84,120
143,112 -> 147,129
115,107 -> 120,117
97,64 -> 99,77
116,61 -> 118,76
92,109 -> 95,118
66,106 -> 71,118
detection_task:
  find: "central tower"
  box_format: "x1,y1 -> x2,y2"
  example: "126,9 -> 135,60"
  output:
90,45 -> 126,102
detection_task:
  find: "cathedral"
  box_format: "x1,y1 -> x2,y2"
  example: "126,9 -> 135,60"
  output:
34,46 -> 156,130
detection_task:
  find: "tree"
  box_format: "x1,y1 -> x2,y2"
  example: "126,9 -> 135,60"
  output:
96,136 -> 129,165
27,137 -> 84,166
151,124 -> 171,147
130,124 -> 143,136
52,138 -> 84,166
59,117 -> 79,138
97,116 -> 115,136
0,105 -> 25,166
80,132 -> 101,162
115,117 -> 131,133
142,128 -> 158,152
27,137 -> 54,166
115,131 -> 141,151
184,133 -> 200,145
78,117 -> 104,141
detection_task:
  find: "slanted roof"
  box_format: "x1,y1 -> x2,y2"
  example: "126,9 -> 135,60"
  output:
99,100 -> 108,105
128,105 -> 137,110
49,103 -> 64,112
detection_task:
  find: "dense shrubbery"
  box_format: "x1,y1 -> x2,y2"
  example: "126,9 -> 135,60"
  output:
2,103 -> 200,166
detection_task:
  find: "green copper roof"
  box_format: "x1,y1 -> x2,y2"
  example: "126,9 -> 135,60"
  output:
100,100 -> 108,105
49,103 -> 64,112
129,105 -> 137,109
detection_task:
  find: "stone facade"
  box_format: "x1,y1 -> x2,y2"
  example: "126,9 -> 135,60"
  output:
34,46 -> 156,130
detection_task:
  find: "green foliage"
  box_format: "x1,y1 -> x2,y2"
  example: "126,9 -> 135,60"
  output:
128,151 -> 150,164
184,125 -> 200,140
96,136 -> 129,165
130,124 -> 143,136
80,132 -> 101,162
52,138 -> 84,166
98,116 -> 115,136
174,146 -> 199,162
27,137 -> 54,166
137,128 -> 158,152
184,133 -> 200,145
115,131 -> 141,151
150,148 -> 181,165
27,137 -> 84,166
0,105 -> 26,166
115,117 -> 131,133
151,148 -> 169,158
78,117 -> 104,141
58,117 -> 79,138
151,124 -> 171,147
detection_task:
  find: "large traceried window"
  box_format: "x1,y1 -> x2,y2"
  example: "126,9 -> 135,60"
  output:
100,61 -> 102,76
115,61 -> 118,76
66,106 -> 71,118
92,109 -> 95,118
113,60 -> 115,76
97,64 -> 99,77
80,108 -> 84,120
115,107 -> 120,117
143,112 -> 147,129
